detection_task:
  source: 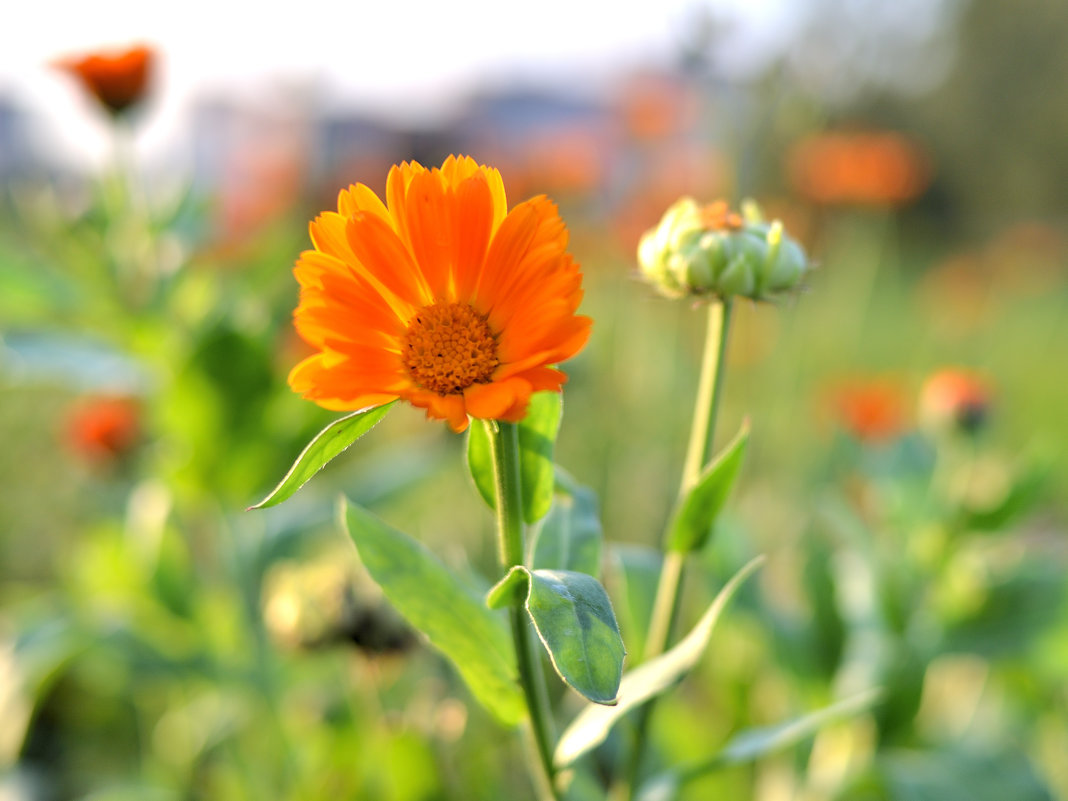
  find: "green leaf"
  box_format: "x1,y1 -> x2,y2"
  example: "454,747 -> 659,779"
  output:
607,544 -> 662,660
465,392 -> 562,524
633,691 -> 884,801
518,392 -> 562,524
487,567 -> 625,705
668,421 -> 749,552
554,556 -> 764,767
486,565 -> 528,610
249,402 -> 397,509
530,482 -> 603,578
342,499 -> 524,725
466,417 -> 495,509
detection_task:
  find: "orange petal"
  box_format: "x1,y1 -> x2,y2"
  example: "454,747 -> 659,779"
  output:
402,169 -> 455,300
346,212 -> 431,310
464,377 -> 532,420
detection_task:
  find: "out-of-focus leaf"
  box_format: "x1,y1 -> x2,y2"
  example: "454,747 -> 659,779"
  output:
668,422 -> 749,552
634,689 -> 883,801
607,544 -> 662,659
249,402 -> 396,509
2,617 -> 88,767
554,556 -> 764,767
958,460 -> 1049,532
488,567 -> 624,705
342,499 -> 523,725
465,392 -> 562,524
530,481 -> 603,578
862,748 -> 1056,801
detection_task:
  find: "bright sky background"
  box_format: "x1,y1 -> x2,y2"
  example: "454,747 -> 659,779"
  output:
0,0 -> 794,167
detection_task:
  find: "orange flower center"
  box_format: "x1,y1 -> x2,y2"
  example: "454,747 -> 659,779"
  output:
402,302 -> 499,395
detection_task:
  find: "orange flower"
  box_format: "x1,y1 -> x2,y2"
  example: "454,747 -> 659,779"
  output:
788,131 -> 930,207
55,45 -> 154,116
65,396 -> 142,464
919,369 -> 991,435
288,155 -> 592,432
830,379 -> 907,442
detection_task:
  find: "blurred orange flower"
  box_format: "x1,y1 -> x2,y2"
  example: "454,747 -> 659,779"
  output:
289,155 -> 591,432
65,396 -> 142,464
919,369 -> 991,435
55,44 -> 154,116
788,131 -> 930,207
829,379 -> 907,442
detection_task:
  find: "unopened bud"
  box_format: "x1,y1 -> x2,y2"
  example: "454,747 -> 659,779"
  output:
637,198 -> 809,302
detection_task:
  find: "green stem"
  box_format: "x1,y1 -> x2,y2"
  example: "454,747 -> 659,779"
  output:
680,299 -> 733,498
624,298 -> 733,799
484,420 -> 559,799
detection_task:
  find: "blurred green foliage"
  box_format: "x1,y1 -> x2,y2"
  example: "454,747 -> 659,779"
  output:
2,1 -> 1067,798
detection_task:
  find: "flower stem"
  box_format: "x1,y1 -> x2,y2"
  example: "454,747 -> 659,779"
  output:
624,298 -> 733,799
484,420 -> 559,799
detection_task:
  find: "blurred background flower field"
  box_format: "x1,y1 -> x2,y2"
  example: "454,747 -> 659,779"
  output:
1,0 -> 1066,799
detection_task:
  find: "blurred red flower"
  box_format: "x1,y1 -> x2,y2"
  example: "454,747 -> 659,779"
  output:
55,44 -> 154,116
919,369 -> 991,435
829,379 -> 907,442
65,396 -> 142,464
788,131 -> 930,207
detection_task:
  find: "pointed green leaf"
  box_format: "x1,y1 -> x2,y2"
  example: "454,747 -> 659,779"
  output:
530,483 -> 603,578
554,556 -> 764,767
249,402 -> 397,509
634,688 -> 885,801
342,499 -> 524,725
668,421 -> 749,552
528,569 -> 624,704
487,566 -> 624,704
465,392 -> 562,524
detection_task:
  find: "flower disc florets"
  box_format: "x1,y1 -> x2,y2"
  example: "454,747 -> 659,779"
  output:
637,198 -> 809,302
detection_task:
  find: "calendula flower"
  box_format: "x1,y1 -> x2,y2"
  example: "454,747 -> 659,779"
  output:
55,45 -> 154,117
829,379 -> 907,442
787,130 -> 930,207
64,396 -> 142,464
289,155 -> 591,432
919,369 -> 991,435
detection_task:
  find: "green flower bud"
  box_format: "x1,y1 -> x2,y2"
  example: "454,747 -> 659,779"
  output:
637,198 -> 810,302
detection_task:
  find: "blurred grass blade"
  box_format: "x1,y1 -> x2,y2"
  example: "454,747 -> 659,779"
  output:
488,567 -> 624,705
529,481 -> 603,578
342,498 -> 524,725
668,421 -> 749,552
634,688 -> 884,801
465,391 -> 562,524
554,555 -> 764,767
249,402 -> 396,509
710,687 -> 884,765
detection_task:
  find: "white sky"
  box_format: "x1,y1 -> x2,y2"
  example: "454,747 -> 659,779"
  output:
0,0 -> 793,167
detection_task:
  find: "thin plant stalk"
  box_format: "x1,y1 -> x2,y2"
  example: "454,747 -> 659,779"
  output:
484,420 -> 559,800
622,298 -> 734,799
